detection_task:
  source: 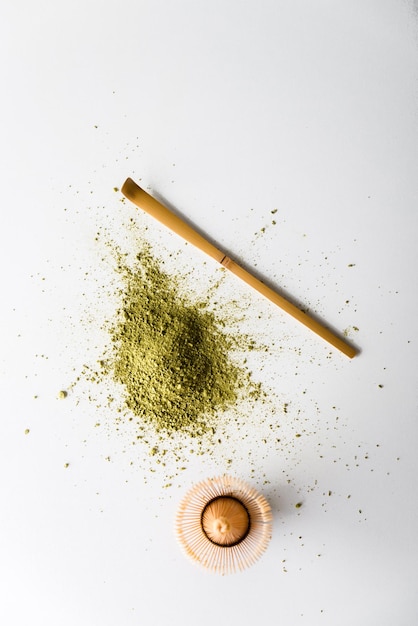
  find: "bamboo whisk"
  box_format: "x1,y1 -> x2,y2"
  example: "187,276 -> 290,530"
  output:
121,177 -> 357,358
175,476 -> 273,574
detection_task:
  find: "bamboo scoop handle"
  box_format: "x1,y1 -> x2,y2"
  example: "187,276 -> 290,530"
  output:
121,177 -> 357,358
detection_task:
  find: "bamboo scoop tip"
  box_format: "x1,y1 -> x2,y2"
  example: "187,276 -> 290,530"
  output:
121,177 -> 139,198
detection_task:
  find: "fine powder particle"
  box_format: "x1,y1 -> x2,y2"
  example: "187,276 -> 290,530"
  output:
107,248 -> 251,438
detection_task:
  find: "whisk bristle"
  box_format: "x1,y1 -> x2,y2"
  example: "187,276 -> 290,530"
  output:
175,476 -> 272,574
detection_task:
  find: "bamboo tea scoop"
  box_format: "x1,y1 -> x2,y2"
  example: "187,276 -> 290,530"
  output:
121,177 -> 357,358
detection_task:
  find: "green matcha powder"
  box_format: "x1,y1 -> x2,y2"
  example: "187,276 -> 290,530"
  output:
109,249 -> 248,438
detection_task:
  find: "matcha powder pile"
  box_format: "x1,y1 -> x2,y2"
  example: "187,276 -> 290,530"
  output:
108,248 -> 252,438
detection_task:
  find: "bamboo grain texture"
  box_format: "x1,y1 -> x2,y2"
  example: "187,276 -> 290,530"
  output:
121,177 -> 357,358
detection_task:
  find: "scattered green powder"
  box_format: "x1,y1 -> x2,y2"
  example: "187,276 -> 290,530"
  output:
106,248 -> 251,438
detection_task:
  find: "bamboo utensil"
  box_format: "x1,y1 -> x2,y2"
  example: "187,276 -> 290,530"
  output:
121,177 -> 357,358
175,475 -> 273,574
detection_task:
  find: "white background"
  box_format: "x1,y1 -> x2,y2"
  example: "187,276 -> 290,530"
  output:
1,1 -> 418,624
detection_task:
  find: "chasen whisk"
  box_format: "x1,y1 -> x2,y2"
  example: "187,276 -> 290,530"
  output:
175,476 -> 273,575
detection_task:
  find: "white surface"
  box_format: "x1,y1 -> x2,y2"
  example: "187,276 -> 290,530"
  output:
1,1 -> 418,624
